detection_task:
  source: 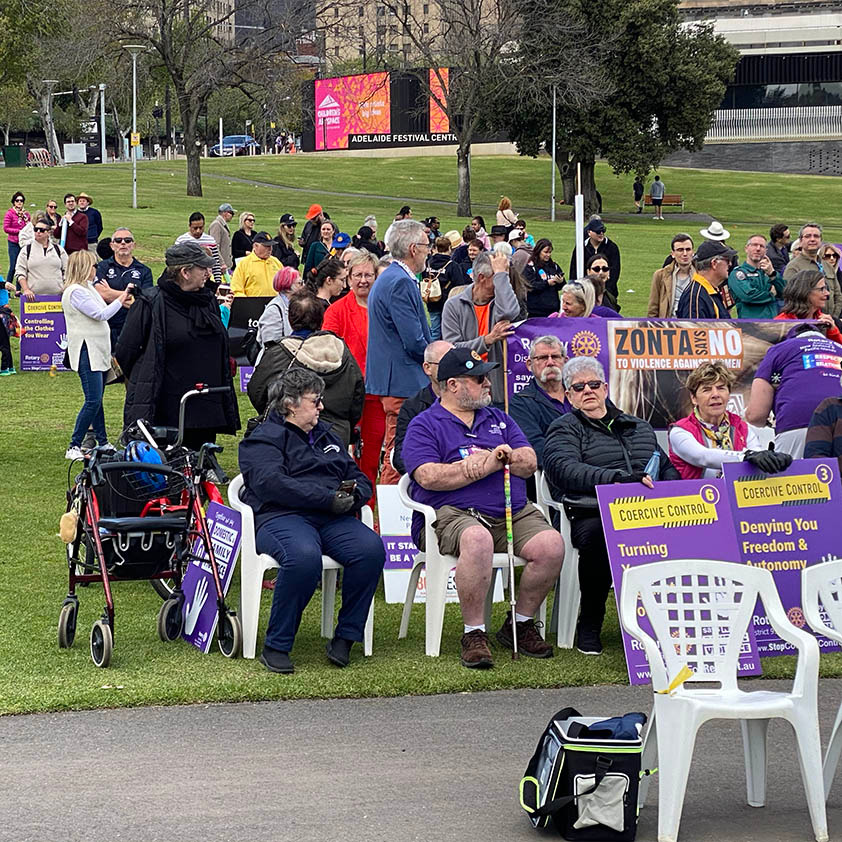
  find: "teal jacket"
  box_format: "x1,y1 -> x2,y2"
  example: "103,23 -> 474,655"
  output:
728,260 -> 784,319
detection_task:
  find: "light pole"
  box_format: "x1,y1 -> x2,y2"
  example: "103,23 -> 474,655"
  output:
99,83 -> 106,164
123,45 -> 146,208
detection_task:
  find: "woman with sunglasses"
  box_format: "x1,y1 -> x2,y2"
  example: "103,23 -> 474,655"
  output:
822,242 -> 842,291
4,191 -> 30,278
232,211 -> 256,263
524,238 -> 565,318
13,218 -> 67,300
44,199 -> 61,236
585,255 -> 620,317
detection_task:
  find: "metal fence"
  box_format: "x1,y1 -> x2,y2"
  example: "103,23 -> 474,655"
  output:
708,106 -> 842,141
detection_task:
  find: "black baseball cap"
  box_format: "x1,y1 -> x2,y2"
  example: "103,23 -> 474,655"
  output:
252,231 -> 273,245
490,225 -> 508,236
695,240 -> 737,262
279,213 -> 296,226
165,241 -> 214,267
437,348 -> 498,381
584,218 -> 606,234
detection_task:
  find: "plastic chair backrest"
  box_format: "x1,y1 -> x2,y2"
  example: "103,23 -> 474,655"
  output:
802,558 -> 842,644
227,474 -> 257,557
622,560 -> 768,691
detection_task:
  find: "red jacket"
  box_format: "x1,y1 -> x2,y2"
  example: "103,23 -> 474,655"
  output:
775,310 -> 842,345
323,293 -> 368,375
669,410 -> 748,480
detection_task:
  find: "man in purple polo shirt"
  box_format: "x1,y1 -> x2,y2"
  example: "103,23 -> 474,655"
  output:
401,347 -> 564,668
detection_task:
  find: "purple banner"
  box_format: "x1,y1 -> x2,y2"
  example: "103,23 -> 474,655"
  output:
382,534 -> 417,570
239,366 -> 254,393
723,458 -> 842,656
507,318 -> 793,429
19,295 -> 67,371
181,502 -> 241,653
597,479 -> 762,684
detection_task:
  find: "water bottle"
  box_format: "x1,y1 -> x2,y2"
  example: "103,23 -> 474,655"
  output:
644,450 -> 660,478
49,364 -> 57,378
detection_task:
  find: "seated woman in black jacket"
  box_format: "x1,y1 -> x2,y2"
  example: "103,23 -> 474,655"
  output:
524,238 -> 565,318
239,368 -> 385,674
542,356 -> 678,656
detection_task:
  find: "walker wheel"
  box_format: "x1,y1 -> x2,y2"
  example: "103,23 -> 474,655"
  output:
157,598 -> 184,642
58,601 -> 78,649
218,612 -> 242,658
90,620 -> 113,668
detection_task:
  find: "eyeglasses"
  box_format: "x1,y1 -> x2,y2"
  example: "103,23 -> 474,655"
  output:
463,374 -> 488,384
33,227 -> 49,233
112,237 -> 134,244
590,265 -> 609,273
570,380 -> 604,393
824,253 -> 839,261
532,354 -> 565,363
47,204 -> 57,209
305,394 -> 324,406
13,198 -> 24,203
351,272 -> 376,280
245,218 -> 255,222
814,285 -> 829,293
414,241 -> 430,249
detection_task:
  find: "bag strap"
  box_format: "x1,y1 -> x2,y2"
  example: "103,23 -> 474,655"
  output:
532,755 -> 613,818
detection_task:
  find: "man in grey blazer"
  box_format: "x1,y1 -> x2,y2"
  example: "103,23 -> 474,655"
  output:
366,219 -> 432,484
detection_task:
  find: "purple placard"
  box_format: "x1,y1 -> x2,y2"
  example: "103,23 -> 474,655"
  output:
239,366 -> 254,392
382,534 -> 417,570
597,479 -> 762,684
181,502 -> 242,653
19,295 -> 68,371
723,458 -> 842,656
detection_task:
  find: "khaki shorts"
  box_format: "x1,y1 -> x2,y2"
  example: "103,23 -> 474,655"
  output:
419,505 -> 552,557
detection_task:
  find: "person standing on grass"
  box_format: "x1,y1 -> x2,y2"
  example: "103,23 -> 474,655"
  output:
175,212 -> 223,287
5,191 -> 30,277
232,211 -> 256,263
633,176 -> 644,214
14,221 -> 67,300
676,240 -> 737,319
365,219 -> 432,485
54,194 -> 89,255
61,250 -> 133,460
783,222 -> 841,317
647,233 -> 695,318
767,223 -> 791,275
728,234 -> 784,319
650,175 -> 665,220
76,193 -> 103,253
0,276 -> 17,375
208,203 -> 235,274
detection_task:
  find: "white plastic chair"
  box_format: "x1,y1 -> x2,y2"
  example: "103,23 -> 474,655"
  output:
621,559 -> 827,842
802,558 -> 842,798
536,470 -> 581,648
396,473 -> 546,657
227,474 -> 375,660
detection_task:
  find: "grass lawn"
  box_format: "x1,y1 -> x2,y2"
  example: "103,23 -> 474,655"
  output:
1,154 -> 840,715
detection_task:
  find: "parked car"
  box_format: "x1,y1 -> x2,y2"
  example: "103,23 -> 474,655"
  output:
210,135 -> 261,157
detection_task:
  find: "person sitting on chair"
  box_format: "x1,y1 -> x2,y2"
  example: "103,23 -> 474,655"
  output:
238,368 -> 386,675
400,347 -> 564,669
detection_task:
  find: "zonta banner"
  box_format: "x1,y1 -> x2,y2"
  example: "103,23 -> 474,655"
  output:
507,317 -> 794,429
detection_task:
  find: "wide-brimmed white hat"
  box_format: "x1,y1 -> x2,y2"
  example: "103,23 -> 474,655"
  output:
700,220 -> 730,241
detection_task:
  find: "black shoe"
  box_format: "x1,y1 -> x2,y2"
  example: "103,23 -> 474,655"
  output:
326,636 -> 353,667
496,611 -> 553,658
260,646 -> 294,674
575,626 -> 603,656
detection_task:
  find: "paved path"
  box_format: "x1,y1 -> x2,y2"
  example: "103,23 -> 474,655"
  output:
2,680 -> 842,841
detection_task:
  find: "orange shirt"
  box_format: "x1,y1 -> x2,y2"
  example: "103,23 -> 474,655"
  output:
474,302 -> 491,361
323,293 -> 369,373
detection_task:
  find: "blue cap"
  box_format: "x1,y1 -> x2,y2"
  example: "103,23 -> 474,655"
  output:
332,232 -> 351,249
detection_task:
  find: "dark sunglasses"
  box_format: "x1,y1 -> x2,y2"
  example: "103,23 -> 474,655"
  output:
590,265 -> 609,272
33,226 -> 50,233
824,252 -> 839,260
112,237 -> 134,243
47,204 -> 57,209
570,380 -> 604,392
461,374 -> 488,384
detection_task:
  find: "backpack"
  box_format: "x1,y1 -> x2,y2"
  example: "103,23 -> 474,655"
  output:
26,243 -> 62,261
520,707 -> 647,841
420,260 -> 451,303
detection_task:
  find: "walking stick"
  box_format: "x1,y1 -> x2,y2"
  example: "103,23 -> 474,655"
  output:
499,454 -> 519,660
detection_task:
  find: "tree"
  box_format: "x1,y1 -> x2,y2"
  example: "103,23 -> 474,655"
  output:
332,0 -> 604,216
496,0 -> 739,216
103,0 -> 316,196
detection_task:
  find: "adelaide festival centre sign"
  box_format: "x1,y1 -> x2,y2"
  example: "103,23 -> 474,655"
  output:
507,317 -> 794,429
597,459 -> 841,684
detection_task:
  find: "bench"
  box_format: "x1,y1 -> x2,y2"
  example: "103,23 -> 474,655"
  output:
645,194 -> 684,212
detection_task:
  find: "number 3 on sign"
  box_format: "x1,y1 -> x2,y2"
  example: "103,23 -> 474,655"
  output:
816,464 -> 833,484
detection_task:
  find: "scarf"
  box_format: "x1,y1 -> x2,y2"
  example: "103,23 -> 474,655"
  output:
694,407 -> 733,450
158,277 -> 222,336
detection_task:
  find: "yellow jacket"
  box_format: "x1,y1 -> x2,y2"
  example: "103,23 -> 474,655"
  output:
231,252 -> 282,297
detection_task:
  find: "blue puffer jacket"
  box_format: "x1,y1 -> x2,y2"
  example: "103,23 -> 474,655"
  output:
239,410 -> 370,530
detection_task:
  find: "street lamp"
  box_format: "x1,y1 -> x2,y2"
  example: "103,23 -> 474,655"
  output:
123,45 -> 146,209
99,83 -> 106,164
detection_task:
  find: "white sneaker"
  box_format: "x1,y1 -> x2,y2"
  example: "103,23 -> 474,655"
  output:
65,446 -> 85,460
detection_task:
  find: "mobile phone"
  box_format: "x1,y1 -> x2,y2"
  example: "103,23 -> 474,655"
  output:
217,284 -> 231,297
339,480 -> 357,494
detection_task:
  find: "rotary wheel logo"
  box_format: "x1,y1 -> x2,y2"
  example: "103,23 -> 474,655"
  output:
571,330 -> 601,357
787,606 -> 806,628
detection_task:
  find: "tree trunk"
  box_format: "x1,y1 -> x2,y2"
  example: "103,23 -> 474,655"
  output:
2,125 -> 8,146
579,159 -> 599,217
184,112 -> 203,197
37,89 -> 63,166
554,151 -> 599,218
456,143 -> 471,217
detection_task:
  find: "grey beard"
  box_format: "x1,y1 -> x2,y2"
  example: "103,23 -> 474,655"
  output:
538,367 -> 563,384
459,393 -> 492,410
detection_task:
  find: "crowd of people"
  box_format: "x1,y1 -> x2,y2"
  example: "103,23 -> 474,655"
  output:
3,187 -> 842,673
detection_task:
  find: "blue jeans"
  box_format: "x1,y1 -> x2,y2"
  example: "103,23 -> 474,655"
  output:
256,511 -> 385,653
8,241 -> 20,282
70,344 -> 108,447
429,310 -> 442,341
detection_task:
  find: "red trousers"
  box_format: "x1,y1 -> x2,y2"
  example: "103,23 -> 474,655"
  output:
358,394 -> 386,507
